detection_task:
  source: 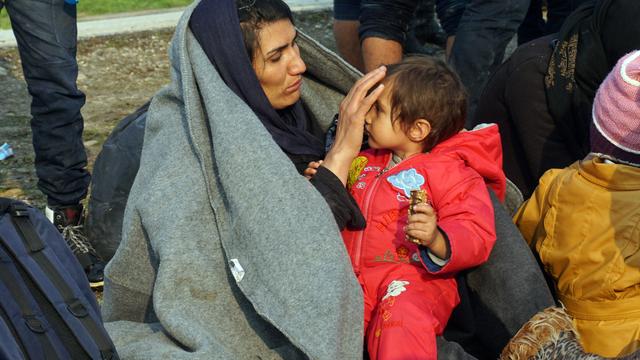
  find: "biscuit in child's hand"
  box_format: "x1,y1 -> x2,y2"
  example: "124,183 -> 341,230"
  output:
407,189 -> 427,245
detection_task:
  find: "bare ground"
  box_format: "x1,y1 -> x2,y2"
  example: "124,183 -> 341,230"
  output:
0,10 -> 336,208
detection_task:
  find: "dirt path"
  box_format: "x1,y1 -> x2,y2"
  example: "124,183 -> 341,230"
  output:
0,10 -> 335,209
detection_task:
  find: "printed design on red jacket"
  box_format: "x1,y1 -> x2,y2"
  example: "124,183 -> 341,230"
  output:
386,168 -> 425,198
347,156 -> 369,188
374,289 -> 403,338
382,280 -> 410,300
374,247 -> 422,264
365,167 -> 426,266
372,280 -> 410,338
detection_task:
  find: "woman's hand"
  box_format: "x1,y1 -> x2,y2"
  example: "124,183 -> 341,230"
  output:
405,203 -> 450,260
304,160 -> 323,179
322,66 -> 387,185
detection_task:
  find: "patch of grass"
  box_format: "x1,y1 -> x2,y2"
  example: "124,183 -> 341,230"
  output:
0,0 -> 191,29
0,16 -> 9,30
75,0 -> 191,17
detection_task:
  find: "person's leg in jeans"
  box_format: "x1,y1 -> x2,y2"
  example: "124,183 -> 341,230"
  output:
333,0 -> 365,71
518,0 -> 583,46
517,0 -> 544,45
5,0 -> 103,286
448,0 -> 529,125
406,0 -> 447,56
6,0 -> 89,208
435,0 -> 469,57
545,0 -> 591,35
359,0 -> 417,71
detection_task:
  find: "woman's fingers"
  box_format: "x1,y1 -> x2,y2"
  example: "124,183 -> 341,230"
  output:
321,67 -> 387,185
351,66 -> 386,98
340,66 -> 386,116
361,83 -> 385,110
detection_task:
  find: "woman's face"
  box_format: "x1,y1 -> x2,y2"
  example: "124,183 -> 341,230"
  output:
252,19 -> 306,109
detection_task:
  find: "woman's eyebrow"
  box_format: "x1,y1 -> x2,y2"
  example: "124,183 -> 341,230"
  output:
266,32 -> 298,57
266,43 -> 288,57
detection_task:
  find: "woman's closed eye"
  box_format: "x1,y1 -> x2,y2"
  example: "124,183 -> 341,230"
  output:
269,53 -> 282,63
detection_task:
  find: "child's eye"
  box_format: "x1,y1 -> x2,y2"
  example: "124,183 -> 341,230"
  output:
270,55 -> 282,63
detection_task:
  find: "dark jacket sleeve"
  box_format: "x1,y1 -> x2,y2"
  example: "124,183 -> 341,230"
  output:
473,35 -> 575,198
310,166 -> 366,231
359,0 -> 418,43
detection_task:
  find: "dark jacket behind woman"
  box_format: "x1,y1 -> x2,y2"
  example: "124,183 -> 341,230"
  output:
474,0 -> 640,197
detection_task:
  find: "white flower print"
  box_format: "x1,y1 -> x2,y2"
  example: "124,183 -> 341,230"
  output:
382,280 -> 410,300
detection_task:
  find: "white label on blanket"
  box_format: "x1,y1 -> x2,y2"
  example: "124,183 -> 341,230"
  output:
229,259 -> 245,282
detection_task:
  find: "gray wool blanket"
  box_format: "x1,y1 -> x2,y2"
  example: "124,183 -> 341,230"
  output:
101,3 -> 365,359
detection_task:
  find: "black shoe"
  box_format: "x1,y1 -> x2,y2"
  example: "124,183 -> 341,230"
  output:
86,254 -> 105,288
46,204 -> 105,289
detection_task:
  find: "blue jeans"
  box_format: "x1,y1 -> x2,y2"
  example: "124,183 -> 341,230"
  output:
517,0 -> 590,45
1,0 -> 89,206
358,0 -> 416,43
436,0 -> 468,36
335,0 -> 529,125
334,0 -> 449,51
448,0 -> 529,125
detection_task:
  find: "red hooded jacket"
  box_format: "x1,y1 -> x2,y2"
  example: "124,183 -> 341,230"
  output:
342,124 -> 506,277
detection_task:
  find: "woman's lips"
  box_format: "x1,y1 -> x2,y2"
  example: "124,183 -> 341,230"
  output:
285,79 -> 302,94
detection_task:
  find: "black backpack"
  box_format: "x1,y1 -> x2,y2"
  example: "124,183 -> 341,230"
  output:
0,198 -> 118,359
87,101 -> 149,262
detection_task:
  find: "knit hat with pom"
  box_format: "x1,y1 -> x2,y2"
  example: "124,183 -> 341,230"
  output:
591,50 -> 640,165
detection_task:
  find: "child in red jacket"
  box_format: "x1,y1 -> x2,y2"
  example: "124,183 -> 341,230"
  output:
308,57 -> 505,359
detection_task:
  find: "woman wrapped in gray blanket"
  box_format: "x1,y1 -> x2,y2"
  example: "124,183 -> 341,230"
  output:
102,0 -> 553,358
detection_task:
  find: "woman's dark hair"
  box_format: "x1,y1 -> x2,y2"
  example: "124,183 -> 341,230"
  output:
237,0 -> 294,62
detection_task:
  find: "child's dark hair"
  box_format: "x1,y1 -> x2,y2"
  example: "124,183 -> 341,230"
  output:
236,0 -> 294,62
385,56 -> 467,151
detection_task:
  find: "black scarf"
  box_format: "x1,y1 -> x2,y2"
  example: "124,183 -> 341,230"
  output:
189,0 -> 325,159
545,0 -> 640,159
544,0 -> 601,159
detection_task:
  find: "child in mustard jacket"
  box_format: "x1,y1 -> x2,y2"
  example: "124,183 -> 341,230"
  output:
514,50 -> 640,358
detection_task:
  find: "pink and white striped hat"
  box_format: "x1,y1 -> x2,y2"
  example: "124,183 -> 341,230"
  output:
591,50 -> 640,165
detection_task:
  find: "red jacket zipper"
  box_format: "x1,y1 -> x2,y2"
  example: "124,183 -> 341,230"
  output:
352,153 -> 399,274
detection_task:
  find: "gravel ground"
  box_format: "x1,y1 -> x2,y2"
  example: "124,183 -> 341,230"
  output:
0,10 -> 336,208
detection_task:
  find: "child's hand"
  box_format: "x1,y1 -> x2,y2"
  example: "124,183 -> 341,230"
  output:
304,160 -> 323,179
405,203 -> 438,247
405,203 -> 450,260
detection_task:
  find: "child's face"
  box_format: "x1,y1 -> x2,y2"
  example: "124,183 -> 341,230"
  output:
364,85 -> 412,154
